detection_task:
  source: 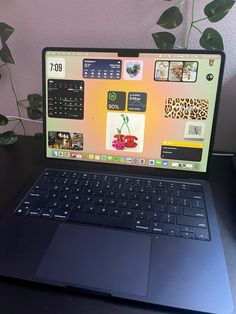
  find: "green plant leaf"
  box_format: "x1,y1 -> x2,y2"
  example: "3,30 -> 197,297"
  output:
27,107 -> 43,120
152,32 -> 176,49
157,6 -> 183,29
0,114 -> 8,126
200,28 -> 224,50
0,131 -> 17,145
204,0 -> 235,22
0,42 -> 15,64
0,22 -> 14,42
27,93 -> 43,108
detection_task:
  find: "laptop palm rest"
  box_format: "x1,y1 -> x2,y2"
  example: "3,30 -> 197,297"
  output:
37,224 -> 151,296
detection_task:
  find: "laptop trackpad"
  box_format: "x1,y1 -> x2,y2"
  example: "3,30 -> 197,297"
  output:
37,224 -> 151,296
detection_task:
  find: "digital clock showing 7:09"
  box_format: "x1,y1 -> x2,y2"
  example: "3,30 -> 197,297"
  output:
47,57 -> 65,78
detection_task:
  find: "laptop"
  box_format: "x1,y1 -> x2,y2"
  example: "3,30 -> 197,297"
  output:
0,48 -> 233,314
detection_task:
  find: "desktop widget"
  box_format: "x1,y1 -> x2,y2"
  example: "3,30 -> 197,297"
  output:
48,131 -> 83,151
83,59 -> 122,79
165,98 -> 208,120
154,61 -> 198,82
48,79 -> 84,119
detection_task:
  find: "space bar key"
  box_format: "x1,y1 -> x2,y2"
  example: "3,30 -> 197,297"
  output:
68,212 -> 133,230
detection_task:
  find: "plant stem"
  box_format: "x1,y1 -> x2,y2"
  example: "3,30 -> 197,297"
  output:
177,0 -> 186,8
12,120 -> 21,132
6,64 -> 26,135
124,120 -> 131,135
185,0 -> 195,49
192,24 -> 203,34
6,116 -> 43,123
0,62 -> 7,69
17,99 -> 28,103
193,17 -> 208,24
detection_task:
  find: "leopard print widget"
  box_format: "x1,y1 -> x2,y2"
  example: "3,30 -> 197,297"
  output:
165,98 -> 208,120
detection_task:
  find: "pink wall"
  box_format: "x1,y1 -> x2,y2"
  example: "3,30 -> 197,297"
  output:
1,1 -> 236,151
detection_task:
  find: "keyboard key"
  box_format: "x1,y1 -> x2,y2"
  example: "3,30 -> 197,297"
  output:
141,194 -> 152,202
179,198 -> 192,207
110,208 -> 121,217
148,212 -> 161,222
192,199 -> 204,209
72,203 -> 84,211
53,209 -> 70,220
169,205 -> 182,215
190,184 -> 203,192
15,206 -> 30,215
183,208 -> 205,218
136,210 -> 148,219
94,197 -> 105,205
178,183 -> 190,191
68,212 -> 133,229
195,228 -> 210,240
180,231 -> 195,239
154,195 -> 166,204
118,200 -> 129,208
177,216 -> 207,228
135,219 -> 149,232
84,205 -> 96,214
166,225 -> 180,237
28,207 -> 42,217
130,201 -> 141,210
162,214 -> 175,224
152,222 -> 165,234
41,208 -> 54,218
123,210 -> 134,218
181,226 -> 194,233
96,206 -> 109,215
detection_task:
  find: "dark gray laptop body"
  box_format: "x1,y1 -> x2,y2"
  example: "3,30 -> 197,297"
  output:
0,48 -> 233,314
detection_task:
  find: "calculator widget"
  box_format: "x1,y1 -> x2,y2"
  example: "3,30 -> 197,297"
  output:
48,79 -> 84,119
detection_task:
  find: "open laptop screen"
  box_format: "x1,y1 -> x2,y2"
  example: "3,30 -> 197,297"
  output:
43,49 -> 223,173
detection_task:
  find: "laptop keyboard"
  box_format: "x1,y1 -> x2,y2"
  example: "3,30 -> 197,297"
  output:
14,169 -> 210,241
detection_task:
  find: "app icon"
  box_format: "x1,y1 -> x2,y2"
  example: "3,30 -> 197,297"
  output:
101,155 -> 107,161
206,73 -> 214,81
126,157 -> 133,163
209,58 -> 214,66
139,158 -> 145,165
89,154 -> 94,160
51,150 -> 58,157
162,160 -> 168,167
148,159 -> 155,166
76,154 -> 82,159
155,160 -> 161,166
120,157 -> 126,163
95,155 -> 100,160
108,156 -> 113,161
114,156 -> 119,162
